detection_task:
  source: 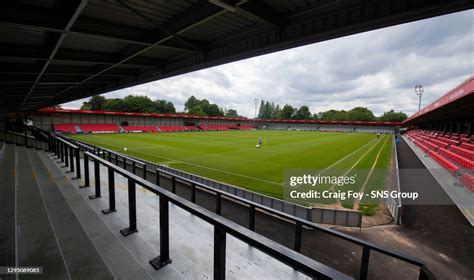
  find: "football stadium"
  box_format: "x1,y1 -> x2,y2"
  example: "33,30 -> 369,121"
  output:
0,1 -> 473,280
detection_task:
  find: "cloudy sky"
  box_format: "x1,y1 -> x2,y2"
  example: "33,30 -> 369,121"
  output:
62,10 -> 473,118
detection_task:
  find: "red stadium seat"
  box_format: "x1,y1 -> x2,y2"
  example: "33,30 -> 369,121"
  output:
123,126 -> 158,132
159,126 -> 189,132
460,173 -> 474,192
53,124 -> 77,133
460,142 -> 474,151
79,124 -> 119,133
439,148 -> 474,170
429,138 -> 449,149
428,150 -> 460,175
449,145 -> 474,160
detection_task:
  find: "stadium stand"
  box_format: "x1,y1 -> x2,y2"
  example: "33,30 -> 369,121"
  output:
198,125 -> 230,131
406,128 -> 473,195
461,142 -> 474,151
53,124 -> 77,133
38,109 -> 400,135
79,124 -> 119,133
460,173 -> 474,191
159,125 -> 189,132
239,125 -> 256,130
123,126 -> 158,132
186,126 -> 199,131
449,145 -> 474,160
428,149 -> 460,175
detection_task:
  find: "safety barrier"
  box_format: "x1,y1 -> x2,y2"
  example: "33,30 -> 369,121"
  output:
77,150 -> 352,279
1,128 -> 436,279
57,136 -> 433,279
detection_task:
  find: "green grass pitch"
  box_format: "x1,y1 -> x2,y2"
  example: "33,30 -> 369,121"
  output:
69,130 -> 392,213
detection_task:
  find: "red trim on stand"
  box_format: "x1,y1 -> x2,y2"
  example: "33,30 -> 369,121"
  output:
37,108 -> 401,126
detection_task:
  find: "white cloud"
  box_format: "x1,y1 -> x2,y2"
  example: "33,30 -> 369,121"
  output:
61,10 -> 473,118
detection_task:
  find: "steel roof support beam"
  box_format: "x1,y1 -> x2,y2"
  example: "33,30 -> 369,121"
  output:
0,21 -> 198,53
21,0 -> 88,110
116,0 -> 204,53
235,0 -> 284,29
40,1 -> 227,107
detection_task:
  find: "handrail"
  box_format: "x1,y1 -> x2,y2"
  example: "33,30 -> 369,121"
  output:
84,151 -> 352,280
55,135 -> 78,149
49,134 -> 81,179
54,135 -> 435,279
157,169 -> 425,267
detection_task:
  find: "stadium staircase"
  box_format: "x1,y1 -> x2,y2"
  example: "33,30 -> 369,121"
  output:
0,143 -> 153,279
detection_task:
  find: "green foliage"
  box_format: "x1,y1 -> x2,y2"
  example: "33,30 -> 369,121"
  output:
258,101 -> 278,119
293,105 -> 312,120
319,109 -> 349,121
80,95 -> 175,114
184,96 -> 226,117
123,95 -> 155,113
358,204 -> 378,216
225,109 -> 239,117
188,106 -> 205,116
279,104 -> 295,119
347,107 -> 376,121
81,95 -> 106,110
154,99 -> 176,114
256,100 -> 407,122
378,110 -> 408,122
103,98 -> 126,112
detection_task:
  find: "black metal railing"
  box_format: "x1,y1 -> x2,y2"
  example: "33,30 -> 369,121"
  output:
59,136 -> 435,280
156,169 -> 433,280
2,130 -> 435,279
48,135 -> 81,180
75,149 -> 351,279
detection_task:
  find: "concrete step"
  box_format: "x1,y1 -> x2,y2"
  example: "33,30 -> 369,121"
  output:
38,150 -> 154,280
0,143 -> 16,280
27,149 -> 114,280
15,145 -> 70,279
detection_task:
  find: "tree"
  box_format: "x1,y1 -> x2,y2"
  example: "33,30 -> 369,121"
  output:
257,100 -> 265,118
206,103 -> 223,117
225,109 -> 239,117
154,99 -> 176,113
293,106 -> 312,120
88,95 -> 106,110
347,107 -> 376,121
280,104 -> 295,119
272,105 -> 281,119
188,106 -> 205,116
184,96 -> 199,112
121,95 -> 155,113
103,98 -> 126,111
378,110 -> 408,122
80,102 -> 91,110
319,110 -> 350,121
